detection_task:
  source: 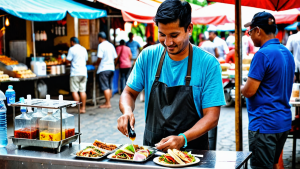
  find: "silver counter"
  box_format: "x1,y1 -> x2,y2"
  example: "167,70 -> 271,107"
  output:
0,143 -> 251,169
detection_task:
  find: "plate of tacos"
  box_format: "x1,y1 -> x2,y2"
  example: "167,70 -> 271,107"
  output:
153,149 -> 200,167
107,144 -> 156,162
72,145 -> 108,159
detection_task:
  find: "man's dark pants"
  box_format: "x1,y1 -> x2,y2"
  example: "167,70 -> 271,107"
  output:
249,130 -> 289,169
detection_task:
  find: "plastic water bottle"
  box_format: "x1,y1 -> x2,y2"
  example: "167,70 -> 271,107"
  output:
0,90 -> 8,147
20,97 -> 26,113
5,85 -> 15,105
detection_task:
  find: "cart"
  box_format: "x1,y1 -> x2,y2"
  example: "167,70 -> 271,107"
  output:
9,99 -> 82,153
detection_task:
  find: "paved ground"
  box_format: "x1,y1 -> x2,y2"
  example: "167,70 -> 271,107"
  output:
6,94 -> 300,168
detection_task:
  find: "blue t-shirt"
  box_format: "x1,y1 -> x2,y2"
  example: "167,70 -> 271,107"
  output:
127,44 -> 226,119
126,41 -> 141,59
247,39 -> 295,134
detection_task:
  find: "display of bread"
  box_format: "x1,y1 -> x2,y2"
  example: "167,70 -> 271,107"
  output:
13,69 -> 36,78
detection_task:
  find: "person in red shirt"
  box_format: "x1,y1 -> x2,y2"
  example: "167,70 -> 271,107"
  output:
225,46 -> 235,63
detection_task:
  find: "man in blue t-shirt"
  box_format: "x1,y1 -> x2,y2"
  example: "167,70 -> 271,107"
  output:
242,12 -> 295,169
117,0 -> 225,151
126,32 -> 141,61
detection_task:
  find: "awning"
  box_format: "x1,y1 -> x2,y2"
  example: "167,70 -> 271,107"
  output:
0,0 -> 107,21
208,0 -> 300,11
97,0 -> 204,24
285,22 -> 298,31
193,3 -> 299,25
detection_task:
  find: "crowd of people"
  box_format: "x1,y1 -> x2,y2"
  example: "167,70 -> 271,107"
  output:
66,31 -> 156,111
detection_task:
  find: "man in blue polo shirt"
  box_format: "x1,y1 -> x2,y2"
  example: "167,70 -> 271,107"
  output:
117,0 -> 225,151
242,12 -> 295,169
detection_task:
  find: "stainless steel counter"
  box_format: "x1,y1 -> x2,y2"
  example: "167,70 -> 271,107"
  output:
0,143 -> 251,169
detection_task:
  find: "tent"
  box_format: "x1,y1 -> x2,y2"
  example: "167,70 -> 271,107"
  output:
208,0 -> 300,11
0,0 -> 107,21
97,0 -> 230,24
0,0 -> 107,58
193,3 -> 299,25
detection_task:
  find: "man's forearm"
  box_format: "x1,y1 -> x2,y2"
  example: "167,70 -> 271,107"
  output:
119,90 -> 136,115
184,110 -> 219,142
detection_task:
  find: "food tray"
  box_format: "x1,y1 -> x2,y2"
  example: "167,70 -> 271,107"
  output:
107,145 -> 156,163
91,143 -> 123,153
72,143 -> 122,160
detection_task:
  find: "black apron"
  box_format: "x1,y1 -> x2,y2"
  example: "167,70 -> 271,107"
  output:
143,44 -> 209,150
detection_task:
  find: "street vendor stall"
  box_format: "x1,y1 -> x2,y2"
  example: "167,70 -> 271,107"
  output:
0,0 -> 107,101
0,143 -> 252,169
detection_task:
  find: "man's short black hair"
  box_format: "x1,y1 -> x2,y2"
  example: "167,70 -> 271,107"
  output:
128,32 -> 133,37
120,39 -> 125,45
154,0 -> 191,31
70,37 -> 79,44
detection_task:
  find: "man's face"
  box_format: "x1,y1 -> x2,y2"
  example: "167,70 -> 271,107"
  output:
98,37 -> 102,43
158,20 -> 192,55
208,32 -> 215,41
70,41 -> 74,47
249,26 -> 261,47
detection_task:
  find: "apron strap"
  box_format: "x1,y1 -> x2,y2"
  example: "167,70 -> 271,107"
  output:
155,48 -> 167,81
185,44 -> 193,86
155,44 -> 193,85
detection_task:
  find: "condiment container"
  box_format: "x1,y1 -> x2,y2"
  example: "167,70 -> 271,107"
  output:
292,83 -> 300,98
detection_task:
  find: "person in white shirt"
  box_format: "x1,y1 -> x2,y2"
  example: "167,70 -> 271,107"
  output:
209,31 -> 229,60
96,32 -> 117,108
226,32 -> 235,47
66,37 -> 88,113
286,23 -> 300,82
199,32 -> 219,58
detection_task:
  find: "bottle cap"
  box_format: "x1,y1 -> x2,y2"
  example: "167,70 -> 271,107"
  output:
19,97 -> 24,103
59,95 -> 63,101
27,95 -> 31,101
8,85 -> 13,89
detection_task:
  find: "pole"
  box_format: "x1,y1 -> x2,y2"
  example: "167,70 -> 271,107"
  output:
2,17 -> 5,55
74,17 -> 78,38
235,0 -> 243,151
107,18 -> 111,42
32,21 -> 36,61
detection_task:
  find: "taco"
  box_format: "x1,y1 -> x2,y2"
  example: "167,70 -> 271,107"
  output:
158,149 -> 185,164
172,149 -> 195,163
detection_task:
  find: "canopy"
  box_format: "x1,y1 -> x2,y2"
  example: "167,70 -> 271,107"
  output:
193,3 -> 299,25
208,0 -> 300,11
0,0 -> 107,21
285,22 -> 298,31
97,0 -> 205,24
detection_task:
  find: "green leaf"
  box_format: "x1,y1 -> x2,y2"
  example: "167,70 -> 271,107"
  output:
115,149 -> 123,155
125,145 -> 135,153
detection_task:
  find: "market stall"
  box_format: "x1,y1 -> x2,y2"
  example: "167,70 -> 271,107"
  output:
0,0 -> 107,101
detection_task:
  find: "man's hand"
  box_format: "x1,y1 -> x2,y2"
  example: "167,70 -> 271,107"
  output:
155,136 -> 185,152
117,112 -> 135,137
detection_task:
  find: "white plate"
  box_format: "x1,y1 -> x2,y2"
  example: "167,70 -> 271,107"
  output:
153,157 -> 200,168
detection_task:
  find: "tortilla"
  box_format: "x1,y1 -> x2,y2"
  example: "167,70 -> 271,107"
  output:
167,149 -> 185,164
172,149 -> 192,163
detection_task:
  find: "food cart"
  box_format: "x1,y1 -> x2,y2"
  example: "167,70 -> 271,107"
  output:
0,142 -> 251,169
